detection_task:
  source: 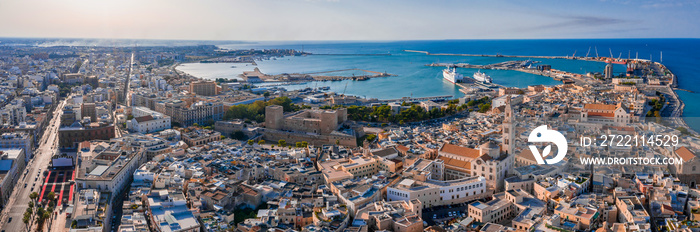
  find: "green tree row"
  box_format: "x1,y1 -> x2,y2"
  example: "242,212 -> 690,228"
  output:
223,96 -> 309,122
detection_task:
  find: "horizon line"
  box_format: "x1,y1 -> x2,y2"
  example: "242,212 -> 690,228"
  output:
1,36 -> 699,44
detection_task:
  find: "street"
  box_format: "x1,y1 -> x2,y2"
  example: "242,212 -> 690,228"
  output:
0,98 -> 67,232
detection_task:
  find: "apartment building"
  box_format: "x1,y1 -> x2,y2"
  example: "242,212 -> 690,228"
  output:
387,158 -> 487,208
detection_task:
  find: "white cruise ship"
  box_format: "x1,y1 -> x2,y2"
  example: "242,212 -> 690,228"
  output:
443,67 -> 463,84
473,70 -> 493,83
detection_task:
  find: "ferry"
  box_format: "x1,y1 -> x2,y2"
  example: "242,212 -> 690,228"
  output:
442,66 -> 463,84
473,70 -> 493,83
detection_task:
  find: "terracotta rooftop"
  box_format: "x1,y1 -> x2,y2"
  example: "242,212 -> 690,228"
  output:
584,103 -> 617,111
676,146 -> 697,161
440,144 -> 480,159
396,145 -> 410,153
437,156 -> 471,170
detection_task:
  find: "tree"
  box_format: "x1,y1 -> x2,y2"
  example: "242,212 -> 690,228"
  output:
263,91 -> 271,97
28,201 -> 34,208
192,123 -> 200,128
366,134 -> 377,142
278,140 -> 286,147
295,142 -> 302,148
247,140 -> 254,146
48,201 -> 55,208
335,140 -> 340,145
22,215 -> 29,229
301,141 -> 308,147
47,192 -> 55,202
258,140 -> 265,145
478,103 -> 491,113
42,211 -> 50,223
30,192 -> 39,202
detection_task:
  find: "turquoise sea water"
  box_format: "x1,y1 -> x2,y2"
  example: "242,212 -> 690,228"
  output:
177,50 -> 623,99
175,39 -> 700,131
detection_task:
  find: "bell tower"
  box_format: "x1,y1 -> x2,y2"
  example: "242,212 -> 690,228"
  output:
502,97 -> 515,155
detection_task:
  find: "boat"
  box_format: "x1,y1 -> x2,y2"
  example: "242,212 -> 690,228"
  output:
473,70 -> 493,83
319,86 -> 330,91
442,66 -> 463,84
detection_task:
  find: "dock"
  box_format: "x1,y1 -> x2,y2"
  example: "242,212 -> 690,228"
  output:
426,60 -> 539,70
241,68 -> 396,83
405,49 -> 637,64
429,60 -> 589,85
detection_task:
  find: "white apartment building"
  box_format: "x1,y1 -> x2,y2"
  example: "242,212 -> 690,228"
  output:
0,132 -> 33,162
128,107 -> 171,134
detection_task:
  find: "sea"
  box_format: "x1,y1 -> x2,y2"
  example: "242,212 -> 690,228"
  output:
175,39 -> 700,131
7,38 -> 697,131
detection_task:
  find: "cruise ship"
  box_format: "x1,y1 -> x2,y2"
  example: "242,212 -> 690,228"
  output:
442,67 -> 463,84
473,70 -> 493,83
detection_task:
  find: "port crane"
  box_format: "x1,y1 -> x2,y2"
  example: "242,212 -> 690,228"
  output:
572,50 -> 577,58
595,46 -> 599,58
609,48 -> 613,59
342,82 -> 348,96
585,47 -> 591,58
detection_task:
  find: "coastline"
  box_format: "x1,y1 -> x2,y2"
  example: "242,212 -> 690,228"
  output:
176,48 -> 699,136
661,62 -> 697,135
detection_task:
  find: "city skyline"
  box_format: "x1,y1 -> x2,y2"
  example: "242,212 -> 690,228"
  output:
1,0 -> 699,41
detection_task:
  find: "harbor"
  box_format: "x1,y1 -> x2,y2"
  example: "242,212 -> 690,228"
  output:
430,60 -> 583,87
405,48 -> 639,64
240,67 -> 396,83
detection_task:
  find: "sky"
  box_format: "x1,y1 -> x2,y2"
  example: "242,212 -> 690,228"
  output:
0,0 -> 698,41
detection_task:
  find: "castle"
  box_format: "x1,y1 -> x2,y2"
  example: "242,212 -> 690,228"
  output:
263,105 -> 355,147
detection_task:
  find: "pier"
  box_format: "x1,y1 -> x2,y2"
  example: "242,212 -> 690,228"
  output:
310,54 -> 392,56
405,49 -> 635,64
426,60 -> 540,70
242,68 -> 396,83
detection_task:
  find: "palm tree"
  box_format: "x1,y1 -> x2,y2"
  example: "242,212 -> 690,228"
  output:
28,201 -> 34,209
29,192 -> 39,202
47,192 -> 55,202
42,211 -> 51,224
22,214 -> 30,231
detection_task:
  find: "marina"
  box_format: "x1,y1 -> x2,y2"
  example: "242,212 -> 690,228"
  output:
179,39 -> 700,133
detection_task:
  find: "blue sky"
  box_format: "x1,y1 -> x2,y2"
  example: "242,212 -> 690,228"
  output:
0,0 -> 698,40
